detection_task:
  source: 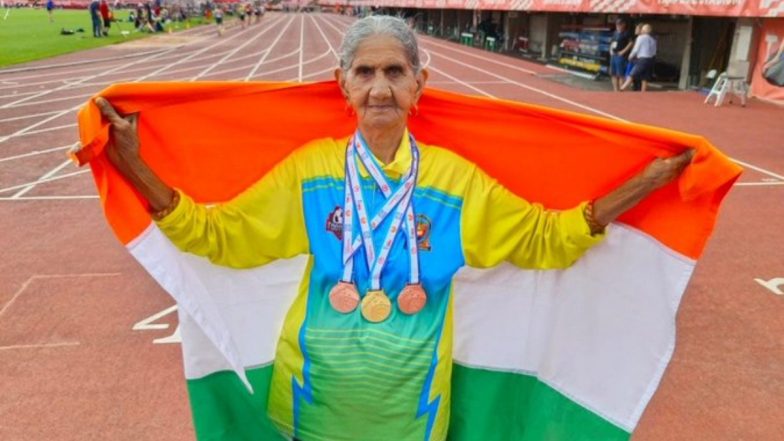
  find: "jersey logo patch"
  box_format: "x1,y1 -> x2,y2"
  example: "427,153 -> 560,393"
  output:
416,214 -> 432,251
326,206 -> 343,240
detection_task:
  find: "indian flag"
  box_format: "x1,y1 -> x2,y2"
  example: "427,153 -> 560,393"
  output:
75,81 -> 741,440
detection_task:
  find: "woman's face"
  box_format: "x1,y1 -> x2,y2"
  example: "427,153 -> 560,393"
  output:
336,35 -> 428,132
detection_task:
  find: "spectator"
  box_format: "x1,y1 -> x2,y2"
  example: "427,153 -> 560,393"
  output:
89,0 -> 102,37
609,18 -> 633,92
238,3 -> 247,29
214,5 -> 224,36
625,23 -> 643,91
46,0 -> 55,23
99,0 -> 111,36
622,24 -> 657,92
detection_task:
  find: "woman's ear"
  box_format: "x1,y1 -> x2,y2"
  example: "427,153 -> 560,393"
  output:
415,68 -> 429,100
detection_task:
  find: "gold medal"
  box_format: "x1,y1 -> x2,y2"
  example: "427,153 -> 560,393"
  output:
397,284 -> 427,315
361,290 -> 392,323
329,282 -> 360,314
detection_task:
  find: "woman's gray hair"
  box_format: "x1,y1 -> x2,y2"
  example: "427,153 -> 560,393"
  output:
339,15 -> 421,73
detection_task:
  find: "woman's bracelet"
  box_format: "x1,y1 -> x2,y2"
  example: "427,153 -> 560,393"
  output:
583,201 -> 606,235
151,190 -> 180,221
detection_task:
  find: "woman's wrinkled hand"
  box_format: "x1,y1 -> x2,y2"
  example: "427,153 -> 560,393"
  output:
642,149 -> 694,190
94,96 -> 140,168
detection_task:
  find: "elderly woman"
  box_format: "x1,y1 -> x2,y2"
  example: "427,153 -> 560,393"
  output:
96,15 -> 691,441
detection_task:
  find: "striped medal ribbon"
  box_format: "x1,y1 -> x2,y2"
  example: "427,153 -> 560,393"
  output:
327,132 -> 426,322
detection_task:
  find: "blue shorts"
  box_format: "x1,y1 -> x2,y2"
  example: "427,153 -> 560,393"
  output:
630,57 -> 655,81
610,55 -> 627,77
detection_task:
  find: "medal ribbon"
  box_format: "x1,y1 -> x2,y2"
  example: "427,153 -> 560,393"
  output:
340,132 -> 421,290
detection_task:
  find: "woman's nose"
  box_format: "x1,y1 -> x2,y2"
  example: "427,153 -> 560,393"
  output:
369,81 -> 393,100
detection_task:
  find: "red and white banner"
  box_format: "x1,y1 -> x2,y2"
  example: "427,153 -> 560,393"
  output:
750,19 -> 784,101
321,0 -> 784,17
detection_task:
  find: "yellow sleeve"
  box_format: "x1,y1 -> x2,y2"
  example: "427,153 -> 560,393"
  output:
461,165 -> 604,269
155,152 -> 308,269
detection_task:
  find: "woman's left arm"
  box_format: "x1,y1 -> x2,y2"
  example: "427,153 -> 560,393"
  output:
590,149 -> 693,233
461,150 -> 693,270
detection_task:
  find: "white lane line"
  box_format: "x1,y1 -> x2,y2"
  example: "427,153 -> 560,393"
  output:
298,14 -> 305,82
314,14 -> 344,62
134,21 -> 261,82
0,143 -> 73,163
259,48 -> 333,79
1,42 -> 189,109
0,62 -> 129,87
424,60 -> 494,97
0,81 -> 97,98
420,36 -> 538,76
734,181 -> 784,186
422,45 -> 431,69
0,23 -> 217,82
4,123 -> 77,138
425,46 -> 627,121
0,89 -> 45,100
0,39 -> 228,92
0,48 -> 196,144
1,92 -> 94,109
191,14 -> 287,80
0,169 -> 90,194
731,159 -> 784,181
0,48 -> 226,92
0,342 -> 81,351
205,48 -> 305,79
10,159 -> 73,198
325,14 -> 784,185
0,110 -> 61,123
0,25 -> 262,144
0,273 -> 121,318
428,80 -> 524,85
297,65 -> 337,81
310,14 -> 339,59
0,195 -> 99,200
245,15 -> 298,81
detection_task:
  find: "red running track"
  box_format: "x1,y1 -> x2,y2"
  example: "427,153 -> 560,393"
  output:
0,12 -> 782,441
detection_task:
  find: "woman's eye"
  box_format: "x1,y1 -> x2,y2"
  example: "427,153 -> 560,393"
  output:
386,67 -> 403,77
356,67 -> 373,76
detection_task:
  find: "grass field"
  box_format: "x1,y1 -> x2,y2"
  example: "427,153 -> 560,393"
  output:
0,7 -> 209,68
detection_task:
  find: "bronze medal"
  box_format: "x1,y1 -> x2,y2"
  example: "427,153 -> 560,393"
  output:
361,290 -> 392,323
329,282 -> 360,314
397,284 -> 427,315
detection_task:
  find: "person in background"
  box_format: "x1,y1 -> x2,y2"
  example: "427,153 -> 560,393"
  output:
46,0 -> 55,23
99,0 -> 111,36
89,0 -> 102,37
622,23 -> 657,92
238,3 -> 247,29
609,18 -> 633,92
214,4 -> 224,36
625,23 -> 644,91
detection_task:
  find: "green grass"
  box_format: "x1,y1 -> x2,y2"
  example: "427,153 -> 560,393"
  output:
0,8 -> 209,68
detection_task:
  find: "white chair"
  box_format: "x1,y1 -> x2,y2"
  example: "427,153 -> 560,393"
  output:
704,61 -> 750,107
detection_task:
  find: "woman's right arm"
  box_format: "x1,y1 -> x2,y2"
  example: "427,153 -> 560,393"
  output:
628,38 -> 641,60
96,97 -> 175,212
95,97 -> 309,268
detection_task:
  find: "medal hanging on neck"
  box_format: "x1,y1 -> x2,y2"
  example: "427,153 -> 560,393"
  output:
327,132 -> 427,322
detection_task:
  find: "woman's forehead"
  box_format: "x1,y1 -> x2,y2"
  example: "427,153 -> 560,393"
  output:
352,35 -> 408,66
